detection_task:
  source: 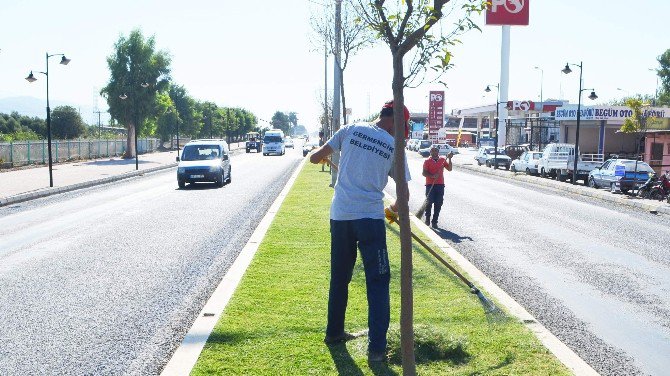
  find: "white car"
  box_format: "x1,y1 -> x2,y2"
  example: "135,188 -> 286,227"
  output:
510,151 -> 542,174
419,143 -> 459,157
285,138 -> 295,148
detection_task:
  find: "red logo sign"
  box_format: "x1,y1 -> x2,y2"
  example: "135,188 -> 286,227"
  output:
506,100 -> 535,111
486,0 -> 529,26
428,91 -> 444,142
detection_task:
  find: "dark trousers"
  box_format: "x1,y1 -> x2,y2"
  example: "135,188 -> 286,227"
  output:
328,219 -> 390,353
425,184 -> 445,224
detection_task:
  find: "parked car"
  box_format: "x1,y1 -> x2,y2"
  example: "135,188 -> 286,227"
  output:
475,146 -> 511,169
510,151 -> 543,174
406,139 -> 420,151
418,143 -> 459,157
176,139 -> 231,188
588,159 -> 656,193
505,145 -> 529,161
416,140 -> 432,153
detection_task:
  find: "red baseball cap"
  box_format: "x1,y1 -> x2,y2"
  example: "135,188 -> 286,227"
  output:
382,100 -> 411,138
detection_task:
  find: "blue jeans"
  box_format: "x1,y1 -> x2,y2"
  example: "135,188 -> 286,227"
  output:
327,219 -> 390,353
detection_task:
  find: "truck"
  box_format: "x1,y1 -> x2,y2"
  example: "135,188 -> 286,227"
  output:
537,143 -> 603,184
245,132 -> 262,153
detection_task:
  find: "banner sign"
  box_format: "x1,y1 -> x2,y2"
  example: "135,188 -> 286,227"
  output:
428,91 -> 444,142
554,105 -> 670,121
486,0 -> 530,26
507,100 -> 535,111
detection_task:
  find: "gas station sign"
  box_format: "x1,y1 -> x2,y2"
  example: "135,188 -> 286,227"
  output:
428,91 -> 444,142
486,0 -> 530,26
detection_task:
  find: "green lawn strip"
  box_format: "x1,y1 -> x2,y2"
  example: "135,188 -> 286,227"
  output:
191,164 -> 570,375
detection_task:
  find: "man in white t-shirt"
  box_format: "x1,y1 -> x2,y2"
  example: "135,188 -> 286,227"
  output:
309,100 -> 411,363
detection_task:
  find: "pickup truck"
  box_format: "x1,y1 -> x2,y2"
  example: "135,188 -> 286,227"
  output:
537,143 -> 603,183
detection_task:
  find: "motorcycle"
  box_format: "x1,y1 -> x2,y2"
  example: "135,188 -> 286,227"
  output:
648,171 -> 670,201
637,173 -> 658,199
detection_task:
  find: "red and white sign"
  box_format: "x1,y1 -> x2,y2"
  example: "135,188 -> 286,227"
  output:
486,0 -> 529,26
427,91 -> 444,142
506,100 -> 535,111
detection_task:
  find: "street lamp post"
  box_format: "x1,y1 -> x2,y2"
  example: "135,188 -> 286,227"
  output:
485,84 -> 503,169
562,62 -> 598,185
649,68 -> 659,105
25,53 -> 70,187
534,66 -> 544,104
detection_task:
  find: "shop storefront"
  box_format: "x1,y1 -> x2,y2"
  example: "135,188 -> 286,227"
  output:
554,105 -> 670,164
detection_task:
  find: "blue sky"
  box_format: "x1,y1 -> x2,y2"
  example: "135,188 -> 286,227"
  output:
0,1 -> 667,131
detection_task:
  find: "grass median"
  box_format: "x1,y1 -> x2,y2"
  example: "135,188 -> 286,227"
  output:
191,162 -> 569,375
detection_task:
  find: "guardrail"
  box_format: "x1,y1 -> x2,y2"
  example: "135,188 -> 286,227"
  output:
0,138 -> 159,168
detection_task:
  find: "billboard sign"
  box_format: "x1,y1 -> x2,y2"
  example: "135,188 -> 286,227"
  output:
486,0 -> 529,26
507,100 -> 535,111
428,91 -> 444,142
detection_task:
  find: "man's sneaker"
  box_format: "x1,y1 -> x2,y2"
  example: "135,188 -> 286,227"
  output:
324,332 -> 356,345
431,222 -> 439,229
368,350 -> 386,362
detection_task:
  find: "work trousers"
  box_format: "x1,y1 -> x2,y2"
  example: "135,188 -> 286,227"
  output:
425,184 -> 445,224
327,218 -> 390,353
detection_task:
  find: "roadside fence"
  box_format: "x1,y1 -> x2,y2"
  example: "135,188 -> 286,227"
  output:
0,138 -> 159,168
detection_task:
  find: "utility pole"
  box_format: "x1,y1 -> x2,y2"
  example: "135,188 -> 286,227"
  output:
94,110 -> 104,138
324,39 -> 329,139
330,0 -> 342,187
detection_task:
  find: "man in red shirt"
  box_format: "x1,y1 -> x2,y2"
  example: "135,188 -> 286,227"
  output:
422,146 -> 453,228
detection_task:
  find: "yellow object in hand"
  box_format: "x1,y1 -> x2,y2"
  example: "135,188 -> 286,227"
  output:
384,206 -> 398,224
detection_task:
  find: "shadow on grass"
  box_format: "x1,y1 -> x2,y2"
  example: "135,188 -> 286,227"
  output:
387,325 -> 471,366
385,224 -> 510,323
327,343 -> 365,376
468,352 -> 515,375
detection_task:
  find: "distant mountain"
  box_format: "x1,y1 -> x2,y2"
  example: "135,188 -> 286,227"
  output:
0,96 -> 109,124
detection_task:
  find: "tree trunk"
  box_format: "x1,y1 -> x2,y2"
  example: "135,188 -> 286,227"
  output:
340,68 -> 347,125
124,123 -> 136,159
392,53 -> 415,375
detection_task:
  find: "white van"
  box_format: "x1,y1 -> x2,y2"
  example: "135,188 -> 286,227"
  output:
262,129 -> 286,156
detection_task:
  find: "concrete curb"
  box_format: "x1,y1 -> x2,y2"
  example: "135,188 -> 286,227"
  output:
0,163 -> 177,207
406,210 -> 599,375
160,157 -> 308,376
456,162 -> 670,216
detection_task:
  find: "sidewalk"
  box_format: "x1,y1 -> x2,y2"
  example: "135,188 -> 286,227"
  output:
0,141 -> 246,207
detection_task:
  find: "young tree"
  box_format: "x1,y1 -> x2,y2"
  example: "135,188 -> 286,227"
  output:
354,1 -> 486,372
101,29 -> 171,158
50,106 -> 85,139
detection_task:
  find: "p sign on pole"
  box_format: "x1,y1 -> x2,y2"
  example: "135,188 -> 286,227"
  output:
486,0 -> 530,26
486,0 -> 530,148
427,91 -> 444,143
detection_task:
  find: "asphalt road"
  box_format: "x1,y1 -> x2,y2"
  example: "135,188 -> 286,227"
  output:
0,145 -> 303,375
386,149 -> 670,376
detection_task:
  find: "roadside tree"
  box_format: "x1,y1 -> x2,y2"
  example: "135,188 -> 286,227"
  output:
354,0 -> 487,372
51,106 -> 85,139
656,49 -> 670,105
101,29 -> 171,158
